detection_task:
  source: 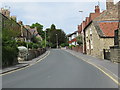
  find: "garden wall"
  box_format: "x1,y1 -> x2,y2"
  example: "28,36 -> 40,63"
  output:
27,48 -> 46,61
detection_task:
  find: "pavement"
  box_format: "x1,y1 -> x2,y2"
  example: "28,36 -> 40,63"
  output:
1,50 -> 49,74
64,49 -> 119,81
2,49 -> 119,88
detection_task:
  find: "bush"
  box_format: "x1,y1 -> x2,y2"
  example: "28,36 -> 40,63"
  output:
32,43 -> 39,49
2,46 -> 18,67
16,41 -> 26,47
68,45 -> 76,49
27,42 -> 33,49
60,43 -> 69,47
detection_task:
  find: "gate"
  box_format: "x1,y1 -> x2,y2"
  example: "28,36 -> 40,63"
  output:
103,49 -> 110,60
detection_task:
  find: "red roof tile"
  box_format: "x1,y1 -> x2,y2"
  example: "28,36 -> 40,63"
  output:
89,13 -> 101,22
99,22 -> 118,37
68,38 -> 77,44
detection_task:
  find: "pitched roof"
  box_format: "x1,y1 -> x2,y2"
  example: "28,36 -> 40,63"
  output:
68,38 -> 77,44
98,21 -> 119,37
89,13 -> 101,22
67,31 -> 78,37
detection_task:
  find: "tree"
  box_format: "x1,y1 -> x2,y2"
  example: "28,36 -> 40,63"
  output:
51,24 -> 56,30
2,29 -> 19,67
46,24 -> 67,48
76,35 -> 83,46
30,23 -> 45,39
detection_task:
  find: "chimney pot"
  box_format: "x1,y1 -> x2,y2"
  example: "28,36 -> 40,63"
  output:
95,5 -> 100,13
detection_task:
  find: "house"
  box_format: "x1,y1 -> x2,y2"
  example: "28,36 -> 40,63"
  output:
24,25 -> 43,42
79,5 -> 101,54
83,0 -> 119,59
110,28 -> 120,62
67,31 -> 78,46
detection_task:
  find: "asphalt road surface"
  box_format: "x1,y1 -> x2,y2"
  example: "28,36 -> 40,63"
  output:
2,49 -> 118,88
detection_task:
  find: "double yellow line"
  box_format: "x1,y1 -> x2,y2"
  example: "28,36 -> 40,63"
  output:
73,53 -> 120,86
0,51 -> 50,76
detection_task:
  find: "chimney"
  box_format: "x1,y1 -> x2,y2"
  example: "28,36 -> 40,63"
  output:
18,21 -> 23,25
11,16 -> 17,21
1,8 -> 10,17
106,0 -> 114,10
95,6 -> 100,13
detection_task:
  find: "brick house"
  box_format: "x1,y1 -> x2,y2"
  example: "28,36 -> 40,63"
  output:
84,0 -> 119,59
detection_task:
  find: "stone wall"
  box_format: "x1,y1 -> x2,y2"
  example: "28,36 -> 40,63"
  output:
85,23 -> 114,59
110,46 -> 120,62
26,48 -> 46,61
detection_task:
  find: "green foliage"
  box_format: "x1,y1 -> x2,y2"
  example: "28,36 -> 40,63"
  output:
60,43 -> 69,47
32,43 -> 39,49
30,22 -> 44,39
2,46 -> 18,67
68,45 -> 76,49
3,29 -> 20,39
16,41 -> 26,47
76,35 -> 83,46
51,24 -> 56,30
45,24 -> 67,48
2,29 -> 20,67
16,41 -> 42,49
27,42 -> 33,49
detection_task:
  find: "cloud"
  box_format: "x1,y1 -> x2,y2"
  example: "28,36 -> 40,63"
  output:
1,2 -> 108,34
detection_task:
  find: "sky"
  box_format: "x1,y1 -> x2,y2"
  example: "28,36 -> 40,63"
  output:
0,0 -> 120,34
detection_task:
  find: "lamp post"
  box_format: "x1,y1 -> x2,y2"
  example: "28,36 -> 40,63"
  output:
79,11 -> 83,33
45,30 -> 46,48
79,10 -> 86,54
56,34 -> 58,49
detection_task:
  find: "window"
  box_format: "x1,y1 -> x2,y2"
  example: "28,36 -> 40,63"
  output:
90,28 -> 92,35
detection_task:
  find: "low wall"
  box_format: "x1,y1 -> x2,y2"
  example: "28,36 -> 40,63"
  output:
66,46 -> 83,53
110,46 -> 120,63
26,48 -> 46,61
72,46 -> 83,53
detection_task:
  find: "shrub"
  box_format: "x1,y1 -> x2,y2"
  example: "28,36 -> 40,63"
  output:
32,43 -> 39,49
16,41 -> 26,47
60,43 -> 69,47
2,46 -> 18,67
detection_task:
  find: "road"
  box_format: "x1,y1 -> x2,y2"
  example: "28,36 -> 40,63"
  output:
2,49 -> 118,88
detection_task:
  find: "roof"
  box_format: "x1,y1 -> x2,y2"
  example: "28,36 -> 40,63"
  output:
89,13 -> 101,22
98,21 -> 119,37
68,38 -> 77,44
67,31 -> 78,37
94,2 -> 119,21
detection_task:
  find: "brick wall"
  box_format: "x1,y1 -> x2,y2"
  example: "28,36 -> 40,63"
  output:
72,46 -> 83,53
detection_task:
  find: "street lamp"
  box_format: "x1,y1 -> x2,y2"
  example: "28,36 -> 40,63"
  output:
79,11 -> 83,13
56,34 -> 58,49
79,10 -> 83,30
45,30 -> 46,48
79,10 -> 86,54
